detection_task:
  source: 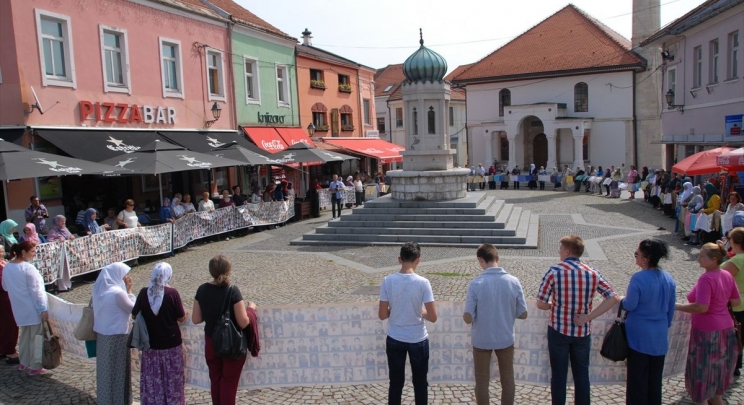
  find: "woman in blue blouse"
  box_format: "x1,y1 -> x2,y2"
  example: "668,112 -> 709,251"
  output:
159,198 -> 175,224
622,239 -> 676,405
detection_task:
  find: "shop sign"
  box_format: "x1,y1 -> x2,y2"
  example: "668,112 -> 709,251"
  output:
261,139 -> 286,151
726,115 -> 743,137
79,101 -> 177,124
257,112 -> 285,124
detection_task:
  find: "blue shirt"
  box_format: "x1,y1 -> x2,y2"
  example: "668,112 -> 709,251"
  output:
329,180 -> 345,200
622,269 -> 676,356
464,267 -> 527,350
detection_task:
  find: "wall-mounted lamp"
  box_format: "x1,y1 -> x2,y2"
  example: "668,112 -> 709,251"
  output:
661,50 -> 674,61
665,90 -> 684,113
307,123 -> 316,137
204,102 -> 222,128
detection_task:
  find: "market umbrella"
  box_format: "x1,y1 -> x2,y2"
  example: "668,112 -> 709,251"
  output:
671,146 -> 734,175
210,141 -> 279,166
282,142 -> 358,164
717,147 -> 744,169
99,139 -> 246,201
0,139 -> 125,180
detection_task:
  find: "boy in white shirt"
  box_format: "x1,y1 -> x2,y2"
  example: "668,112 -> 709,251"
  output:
379,242 -> 437,405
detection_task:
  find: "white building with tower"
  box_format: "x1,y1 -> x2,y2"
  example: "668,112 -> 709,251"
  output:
454,3 -> 664,172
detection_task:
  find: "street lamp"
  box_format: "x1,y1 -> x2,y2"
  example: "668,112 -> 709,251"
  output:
665,90 -> 684,113
307,122 -> 316,137
204,102 -> 222,128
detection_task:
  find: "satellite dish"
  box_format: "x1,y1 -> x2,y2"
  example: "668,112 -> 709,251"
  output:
31,87 -> 44,114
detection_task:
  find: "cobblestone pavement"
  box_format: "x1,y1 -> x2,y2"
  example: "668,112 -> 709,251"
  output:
2,189 -> 743,404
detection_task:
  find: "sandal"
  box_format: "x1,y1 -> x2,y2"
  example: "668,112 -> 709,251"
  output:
5,357 -> 19,365
28,368 -> 47,376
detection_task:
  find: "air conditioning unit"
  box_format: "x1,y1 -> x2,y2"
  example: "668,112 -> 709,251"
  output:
365,130 -> 379,138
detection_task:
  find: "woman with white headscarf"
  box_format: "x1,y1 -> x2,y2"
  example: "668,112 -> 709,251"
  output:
132,262 -> 186,404
93,262 -> 136,405
676,182 -> 694,236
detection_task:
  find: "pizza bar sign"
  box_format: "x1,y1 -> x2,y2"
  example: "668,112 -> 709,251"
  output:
79,101 -> 177,124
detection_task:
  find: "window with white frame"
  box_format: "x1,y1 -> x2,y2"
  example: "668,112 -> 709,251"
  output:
363,99 -> 370,125
244,57 -> 260,103
667,68 -> 677,107
574,82 -> 588,112
395,108 -> 403,127
35,9 -> 76,88
693,45 -> 703,88
709,39 -> 719,84
100,25 -> 131,93
206,49 -> 225,101
729,31 -> 740,79
276,65 -> 290,106
159,38 -> 183,98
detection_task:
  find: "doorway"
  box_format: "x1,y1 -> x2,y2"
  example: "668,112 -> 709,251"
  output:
533,133 -> 548,169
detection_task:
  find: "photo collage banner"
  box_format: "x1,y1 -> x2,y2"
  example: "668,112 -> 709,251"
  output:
33,200 -> 295,284
48,297 -> 691,390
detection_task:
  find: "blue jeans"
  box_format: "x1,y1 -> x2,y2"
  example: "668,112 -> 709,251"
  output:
386,336 -> 429,405
547,326 -> 591,405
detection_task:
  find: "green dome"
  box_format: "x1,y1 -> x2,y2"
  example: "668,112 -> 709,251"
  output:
403,31 -> 447,83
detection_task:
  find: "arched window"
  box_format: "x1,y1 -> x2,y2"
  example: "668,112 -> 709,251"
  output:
412,107 -> 418,135
499,89 -> 511,117
574,82 -> 588,112
427,106 -> 436,134
311,102 -> 328,129
340,105 -> 353,131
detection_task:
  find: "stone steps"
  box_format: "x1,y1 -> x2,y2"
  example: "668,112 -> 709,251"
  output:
291,192 -> 538,248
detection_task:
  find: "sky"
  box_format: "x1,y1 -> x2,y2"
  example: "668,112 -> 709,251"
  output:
236,0 -> 707,73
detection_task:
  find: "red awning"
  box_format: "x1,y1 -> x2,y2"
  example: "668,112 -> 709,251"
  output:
321,138 -> 404,163
242,126 -> 287,153
275,127 -> 316,147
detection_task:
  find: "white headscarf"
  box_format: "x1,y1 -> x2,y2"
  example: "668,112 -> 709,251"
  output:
147,262 -> 173,315
93,262 -> 131,334
530,163 -> 535,172
678,182 -> 693,206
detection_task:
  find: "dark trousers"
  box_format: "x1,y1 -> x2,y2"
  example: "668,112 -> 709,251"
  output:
547,327 -> 591,405
736,310 -> 744,370
626,347 -> 665,405
479,181 -> 486,190
205,336 -> 247,405
604,184 -> 610,195
513,181 -> 519,189
355,191 -> 364,206
386,336 -> 429,405
331,196 -> 342,218
539,181 -> 546,190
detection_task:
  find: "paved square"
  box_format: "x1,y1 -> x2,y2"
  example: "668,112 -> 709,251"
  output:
1,189 -> 741,404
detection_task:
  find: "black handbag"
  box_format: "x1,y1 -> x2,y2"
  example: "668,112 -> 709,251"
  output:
600,305 -> 629,362
212,285 -> 247,359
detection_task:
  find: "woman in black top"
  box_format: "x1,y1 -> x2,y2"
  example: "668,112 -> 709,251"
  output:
132,262 -> 186,405
192,255 -> 255,405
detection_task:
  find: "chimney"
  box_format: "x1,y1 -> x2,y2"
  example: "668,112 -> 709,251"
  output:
301,28 -> 312,46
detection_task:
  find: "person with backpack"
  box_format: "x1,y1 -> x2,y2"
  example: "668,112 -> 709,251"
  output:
192,255 -> 255,405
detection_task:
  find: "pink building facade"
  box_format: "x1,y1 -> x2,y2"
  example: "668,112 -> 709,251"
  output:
0,0 -> 237,224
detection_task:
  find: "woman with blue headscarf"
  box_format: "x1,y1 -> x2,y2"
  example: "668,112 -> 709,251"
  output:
159,198 -> 175,224
83,208 -> 107,236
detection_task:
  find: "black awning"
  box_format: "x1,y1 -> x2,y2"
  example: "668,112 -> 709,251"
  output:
159,131 -> 259,154
34,129 -> 166,162
0,128 -> 26,144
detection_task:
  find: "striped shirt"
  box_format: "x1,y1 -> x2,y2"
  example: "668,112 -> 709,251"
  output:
536,257 -> 616,337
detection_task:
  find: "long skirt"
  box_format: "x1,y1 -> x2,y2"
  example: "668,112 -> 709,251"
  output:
17,323 -> 43,370
141,345 -> 185,405
685,327 -> 738,402
0,290 -> 19,355
97,334 -> 132,405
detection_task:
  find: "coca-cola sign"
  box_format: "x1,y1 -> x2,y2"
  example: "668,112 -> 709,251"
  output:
261,139 -> 285,151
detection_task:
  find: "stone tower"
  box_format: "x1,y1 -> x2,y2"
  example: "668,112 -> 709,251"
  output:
633,0 -> 663,169
389,30 -> 470,200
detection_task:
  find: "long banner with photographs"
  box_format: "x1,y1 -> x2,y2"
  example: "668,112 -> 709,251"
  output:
33,200 -> 294,284
47,298 -> 691,390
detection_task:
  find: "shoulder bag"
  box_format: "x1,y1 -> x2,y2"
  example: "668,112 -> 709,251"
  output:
42,320 -> 62,369
600,305 -> 629,362
212,285 -> 247,359
73,299 -> 96,341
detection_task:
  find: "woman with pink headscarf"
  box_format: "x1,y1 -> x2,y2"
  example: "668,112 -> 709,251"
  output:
19,223 -> 46,244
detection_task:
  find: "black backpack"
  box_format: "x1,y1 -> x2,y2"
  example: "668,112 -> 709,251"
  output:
211,285 -> 247,359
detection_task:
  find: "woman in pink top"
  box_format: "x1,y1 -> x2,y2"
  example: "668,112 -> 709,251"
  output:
627,165 -> 638,200
676,242 -> 740,405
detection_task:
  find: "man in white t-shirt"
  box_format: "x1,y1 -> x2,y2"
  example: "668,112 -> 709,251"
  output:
379,242 -> 437,405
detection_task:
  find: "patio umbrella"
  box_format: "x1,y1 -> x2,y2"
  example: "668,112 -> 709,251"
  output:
282,142 -> 358,164
210,142 -> 279,166
716,147 -> 744,170
0,139 -> 125,181
671,146 -> 734,175
99,139 -> 246,201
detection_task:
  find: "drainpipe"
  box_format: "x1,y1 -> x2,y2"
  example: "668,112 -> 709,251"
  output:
387,100 -> 393,168
464,86 -> 469,168
632,70 -> 638,169
227,21 -> 238,130
357,72 -> 364,136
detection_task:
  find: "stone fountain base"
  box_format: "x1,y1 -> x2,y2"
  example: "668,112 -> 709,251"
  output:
387,168 -> 470,201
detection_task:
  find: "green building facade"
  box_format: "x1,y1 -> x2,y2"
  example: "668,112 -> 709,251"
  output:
231,26 -> 300,127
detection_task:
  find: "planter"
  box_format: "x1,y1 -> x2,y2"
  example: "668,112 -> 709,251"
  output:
341,125 -> 355,131
338,85 -> 352,93
315,125 -> 330,131
310,80 -> 326,90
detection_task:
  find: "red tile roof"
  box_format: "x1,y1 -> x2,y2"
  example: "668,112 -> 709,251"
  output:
446,64 -> 472,101
203,0 -> 296,41
153,0 -> 226,20
374,64 -> 406,98
454,5 -> 645,84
